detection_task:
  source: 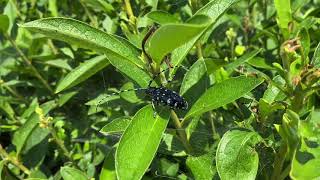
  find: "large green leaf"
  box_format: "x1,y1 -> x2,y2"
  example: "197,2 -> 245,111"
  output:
170,0 -> 241,74
290,109 -> 320,179
60,167 -> 88,180
20,17 -> 143,67
216,130 -> 262,180
55,55 -> 109,93
115,105 -> 170,179
146,17 -> 210,64
185,76 -> 263,119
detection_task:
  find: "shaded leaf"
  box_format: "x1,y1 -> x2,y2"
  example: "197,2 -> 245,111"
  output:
180,59 -> 207,95
60,167 -> 88,180
0,15 -> 9,32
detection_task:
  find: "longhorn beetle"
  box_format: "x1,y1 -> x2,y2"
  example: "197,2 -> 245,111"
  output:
96,26 -> 188,116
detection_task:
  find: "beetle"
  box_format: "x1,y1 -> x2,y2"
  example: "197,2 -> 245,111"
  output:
96,25 -> 188,115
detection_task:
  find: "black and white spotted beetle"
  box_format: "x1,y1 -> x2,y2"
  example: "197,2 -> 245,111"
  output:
96,25 -> 188,115
96,66 -> 188,114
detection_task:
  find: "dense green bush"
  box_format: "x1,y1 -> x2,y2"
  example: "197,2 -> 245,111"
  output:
0,0 -> 320,179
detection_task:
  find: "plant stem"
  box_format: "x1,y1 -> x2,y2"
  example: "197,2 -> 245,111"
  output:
196,42 -> 203,59
280,164 -> 291,180
209,111 -> 220,140
79,0 -> 98,28
170,110 -> 193,153
4,33 -> 54,94
49,126 -> 72,160
0,144 -> 31,175
271,142 -> 287,180
1,82 -> 26,102
124,0 -> 136,28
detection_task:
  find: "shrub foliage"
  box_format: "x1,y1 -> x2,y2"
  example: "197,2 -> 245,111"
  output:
0,0 -> 320,179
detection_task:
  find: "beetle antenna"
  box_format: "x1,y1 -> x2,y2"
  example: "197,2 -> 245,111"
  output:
147,65 -> 179,88
96,87 -> 147,112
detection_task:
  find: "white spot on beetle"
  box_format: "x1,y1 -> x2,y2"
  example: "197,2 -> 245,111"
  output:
174,102 -> 178,107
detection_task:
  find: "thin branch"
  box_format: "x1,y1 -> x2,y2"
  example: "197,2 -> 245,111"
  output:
4,33 -> 53,94
0,144 -> 31,175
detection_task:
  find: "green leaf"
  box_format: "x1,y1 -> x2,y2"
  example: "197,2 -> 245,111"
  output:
0,160 -> 4,180
299,28 -> 310,58
57,91 -> 78,107
216,130 -> 262,180
247,57 -> 275,70
100,117 -> 131,135
225,49 -> 261,73
48,0 -> 58,17
100,150 -> 117,180
107,53 -> 151,87
146,16 -> 211,64
21,98 -> 39,120
311,41 -> 320,68
12,113 -> 41,155
60,167 -> 88,180
291,110 -> 320,179
170,0 -> 241,74
274,0 -> 292,39
55,55 -> 109,93
0,101 -> 15,120
85,93 -> 120,106
186,151 -> 216,180
185,76 -> 264,119
180,59 -> 207,95
3,0 -> 18,34
120,82 -> 143,103
158,133 -> 186,156
157,158 -> 179,177
20,17 -> 143,67
147,11 -> 180,25
115,105 -> 170,179
44,59 -> 72,71
0,15 -> 9,32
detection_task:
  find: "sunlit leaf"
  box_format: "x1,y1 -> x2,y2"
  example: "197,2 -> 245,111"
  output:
55,55 -> 109,93
216,130 -> 262,180
185,76 -> 263,119
115,105 -> 170,179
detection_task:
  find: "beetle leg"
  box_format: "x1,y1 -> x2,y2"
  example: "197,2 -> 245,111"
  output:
151,101 -> 157,118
